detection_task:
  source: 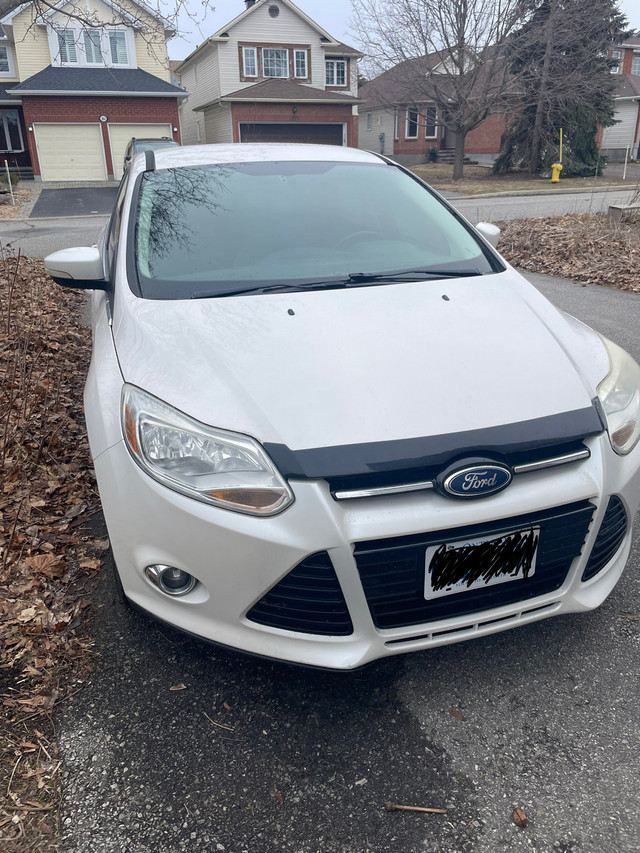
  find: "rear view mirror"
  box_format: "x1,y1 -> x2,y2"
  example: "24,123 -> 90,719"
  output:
475,222 -> 501,248
44,247 -> 110,290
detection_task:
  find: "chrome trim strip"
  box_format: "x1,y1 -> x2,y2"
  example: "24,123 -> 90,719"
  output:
512,449 -> 590,474
333,449 -> 590,500
333,480 -> 435,500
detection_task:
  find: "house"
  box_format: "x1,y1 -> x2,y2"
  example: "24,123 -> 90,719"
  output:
601,36 -> 640,161
0,0 -> 186,181
175,0 -> 362,147
357,55 -> 507,165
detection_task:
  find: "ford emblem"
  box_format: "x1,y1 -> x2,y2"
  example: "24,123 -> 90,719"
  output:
442,463 -> 512,499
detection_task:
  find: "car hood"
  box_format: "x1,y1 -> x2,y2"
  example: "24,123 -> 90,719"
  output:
112,271 -> 607,453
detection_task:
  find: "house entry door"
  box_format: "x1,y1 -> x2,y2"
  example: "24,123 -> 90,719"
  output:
443,112 -> 457,149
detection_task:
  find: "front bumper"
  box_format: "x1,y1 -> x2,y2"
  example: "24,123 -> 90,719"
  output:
93,431 -> 640,670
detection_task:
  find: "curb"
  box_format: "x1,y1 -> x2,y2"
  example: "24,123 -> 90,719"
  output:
441,185 -> 636,201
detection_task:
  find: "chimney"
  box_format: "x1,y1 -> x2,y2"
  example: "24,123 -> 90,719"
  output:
244,1 -> 256,8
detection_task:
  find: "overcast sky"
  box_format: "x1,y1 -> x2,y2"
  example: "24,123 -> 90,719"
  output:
167,0 -> 640,60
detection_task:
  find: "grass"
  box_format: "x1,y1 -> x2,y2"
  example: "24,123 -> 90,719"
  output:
409,162 -> 638,195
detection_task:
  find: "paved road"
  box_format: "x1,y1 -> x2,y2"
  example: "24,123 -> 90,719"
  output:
453,187 -> 636,224
0,216 -> 107,258
57,271 -> 640,853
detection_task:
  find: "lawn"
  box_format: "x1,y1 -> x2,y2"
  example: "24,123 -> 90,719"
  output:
409,162 -> 637,195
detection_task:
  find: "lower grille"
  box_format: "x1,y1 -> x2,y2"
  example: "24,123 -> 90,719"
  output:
246,552 -> 353,636
354,501 -> 595,629
582,496 -> 627,581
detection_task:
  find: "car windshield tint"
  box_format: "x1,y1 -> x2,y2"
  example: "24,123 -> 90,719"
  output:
134,161 -> 497,298
134,140 -> 178,153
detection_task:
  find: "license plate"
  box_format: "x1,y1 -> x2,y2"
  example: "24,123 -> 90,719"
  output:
424,527 -> 539,601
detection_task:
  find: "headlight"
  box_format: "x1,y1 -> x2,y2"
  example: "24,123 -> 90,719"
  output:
596,334 -> 640,455
121,384 -> 294,515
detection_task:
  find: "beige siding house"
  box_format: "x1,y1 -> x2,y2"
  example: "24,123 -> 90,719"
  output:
0,0 -> 186,180
176,0 -> 362,148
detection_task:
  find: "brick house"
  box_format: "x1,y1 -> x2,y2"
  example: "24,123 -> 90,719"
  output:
0,0 -> 186,181
358,55 -> 506,165
175,0 -> 362,147
601,36 -> 640,161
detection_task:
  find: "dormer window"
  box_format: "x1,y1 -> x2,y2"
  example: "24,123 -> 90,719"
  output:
49,26 -> 134,68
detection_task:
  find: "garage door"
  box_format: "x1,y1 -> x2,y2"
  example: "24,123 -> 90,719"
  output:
240,123 -> 344,145
34,124 -> 106,182
108,123 -> 173,180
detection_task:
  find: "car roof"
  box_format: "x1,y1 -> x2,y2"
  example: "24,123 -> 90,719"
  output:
132,138 -> 178,144
150,143 -> 383,171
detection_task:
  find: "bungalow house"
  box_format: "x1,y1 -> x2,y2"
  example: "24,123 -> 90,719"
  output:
0,0 -> 186,181
601,36 -> 640,161
175,0 -> 362,147
357,53 -> 507,165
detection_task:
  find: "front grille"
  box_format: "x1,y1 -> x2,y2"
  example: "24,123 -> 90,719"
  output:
326,439 -> 589,497
354,501 -> 596,629
582,496 -> 627,581
246,552 -> 353,636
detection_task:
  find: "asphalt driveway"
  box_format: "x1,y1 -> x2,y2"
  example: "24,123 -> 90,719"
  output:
30,186 -> 118,218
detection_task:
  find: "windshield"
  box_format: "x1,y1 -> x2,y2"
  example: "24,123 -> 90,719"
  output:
133,161 -> 498,299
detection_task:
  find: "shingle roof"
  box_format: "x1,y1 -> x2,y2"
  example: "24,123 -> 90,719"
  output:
324,41 -> 364,58
219,78 -> 360,103
615,74 -> 640,98
8,66 -> 187,97
0,84 -> 19,102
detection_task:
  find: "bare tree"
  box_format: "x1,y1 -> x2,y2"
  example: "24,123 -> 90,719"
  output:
350,0 -> 531,178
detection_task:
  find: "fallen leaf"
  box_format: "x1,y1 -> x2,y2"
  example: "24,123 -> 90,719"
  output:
513,807 -> 528,828
450,708 -> 467,722
79,558 -> 101,569
274,791 -> 284,805
223,701 -> 233,711
25,553 -> 65,579
169,683 -> 187,691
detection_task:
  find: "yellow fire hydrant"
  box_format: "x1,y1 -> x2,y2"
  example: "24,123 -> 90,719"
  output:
551,162 -> 563,183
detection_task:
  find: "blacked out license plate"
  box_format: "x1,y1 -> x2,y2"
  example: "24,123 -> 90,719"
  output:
424,527 -> 540,601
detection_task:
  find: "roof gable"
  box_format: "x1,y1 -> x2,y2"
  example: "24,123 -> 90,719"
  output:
211,0 -> 338,43
0,0 -> 174,32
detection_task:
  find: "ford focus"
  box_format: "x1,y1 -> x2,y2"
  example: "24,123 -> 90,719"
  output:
44,144 -> 640,669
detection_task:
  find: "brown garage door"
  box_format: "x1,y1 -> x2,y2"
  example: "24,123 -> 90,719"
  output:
239,123 -> 344,145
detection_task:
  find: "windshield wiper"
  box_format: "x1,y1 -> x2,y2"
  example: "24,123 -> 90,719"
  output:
190,280 -> 350,299
347,268 -> 482,283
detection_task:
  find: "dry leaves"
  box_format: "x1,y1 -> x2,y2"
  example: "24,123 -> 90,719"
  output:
0,253 -> 101,847
497,213 -> 640,291
512,807 -> 528,828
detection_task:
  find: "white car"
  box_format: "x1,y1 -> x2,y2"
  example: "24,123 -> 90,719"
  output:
45,144 -> 640,670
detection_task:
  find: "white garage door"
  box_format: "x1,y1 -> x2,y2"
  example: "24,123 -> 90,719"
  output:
108,123 -> 173,180
34,123 -> 106,182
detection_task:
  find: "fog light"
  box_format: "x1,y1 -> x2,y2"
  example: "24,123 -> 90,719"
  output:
145,564 -> 197,596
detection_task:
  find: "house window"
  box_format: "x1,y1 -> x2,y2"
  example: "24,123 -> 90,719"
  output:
58,30 -> 78,64
262,48 -> 288,78
0,45 -> 13,75
109,31 -> 128,65
294,49 -> 308,79
610,49 -> 621,73
632,55 -> 640,76
0,110 -> 23,152
326,59 -> 346,86
84,30 -> 102,64
366,112 -> 372,130
425,106 -> 437,138
406,108 -> 418,138
243,46 -> 258,77
394,109 -> 399,139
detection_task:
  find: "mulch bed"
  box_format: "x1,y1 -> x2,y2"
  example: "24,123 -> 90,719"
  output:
0,256 -> 103,851
497,213 -> 640,291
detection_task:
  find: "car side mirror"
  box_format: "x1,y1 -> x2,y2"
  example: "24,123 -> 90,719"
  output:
44,247 -> 110,290
475,222 -> 500,248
